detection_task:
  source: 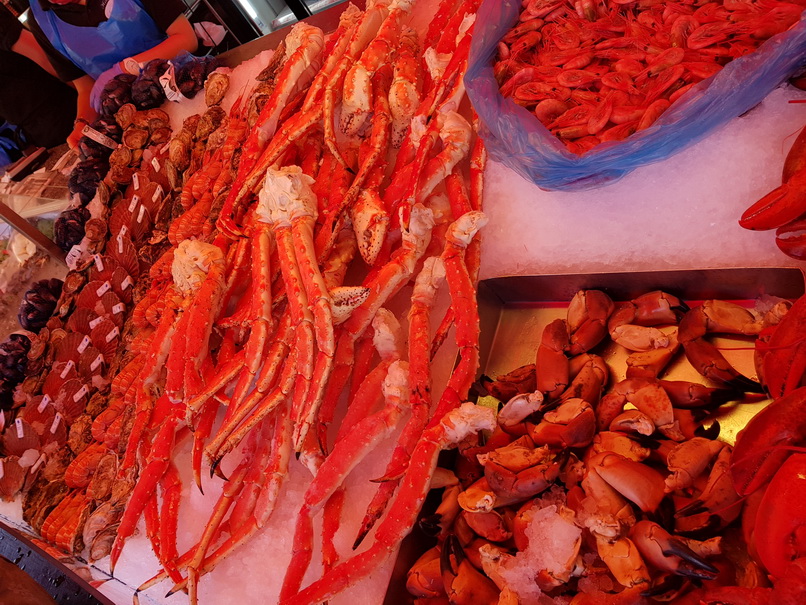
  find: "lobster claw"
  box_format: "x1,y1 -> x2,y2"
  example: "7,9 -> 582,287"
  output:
759,294 -> 806,399
739,170 -> 806,231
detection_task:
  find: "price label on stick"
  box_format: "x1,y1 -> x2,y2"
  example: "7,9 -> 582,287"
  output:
81,125 -> 119,150
159,63 -> 186,102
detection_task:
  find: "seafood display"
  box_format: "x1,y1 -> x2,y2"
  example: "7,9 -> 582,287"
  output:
494,0 -> 804,154
401,286 -> 806,604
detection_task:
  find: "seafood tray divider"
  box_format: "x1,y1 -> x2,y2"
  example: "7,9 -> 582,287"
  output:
477,268 -> 805,445
0,518 -> 114,604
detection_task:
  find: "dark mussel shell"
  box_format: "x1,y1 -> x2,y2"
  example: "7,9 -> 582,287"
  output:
54,207 -> 90,251
99,73 -> 137,117
18,279 -> 63,332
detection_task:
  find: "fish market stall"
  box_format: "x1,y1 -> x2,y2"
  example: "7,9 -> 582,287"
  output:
0,0 -> 805,604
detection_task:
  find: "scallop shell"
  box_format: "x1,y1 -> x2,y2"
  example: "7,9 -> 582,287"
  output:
110,267 -> 134,305
99,291 -> 126,328
137,181 -> 163,216
0,456 -> 27,500
62,271 -> 87,297
55,379 -> 90,422
78,345 -> 104,382
128,205 -> 152,245
19,396 -> 57,436
75,281 -> 108,314
115,104 -> 136,129
205,72 -> 230,107
107,233 -> 140,280
40,410 -> 68,448
122,127 -> 149,149
108,202 -> 135,240
2,417 -> 40,456
88,255 -> 121,284
27,333 -> 48,361
53,332 -> 89,366
42,362 -> 79,399
89,319 -> 118,361
109,145 -> 132,168
84,218 -> 108,243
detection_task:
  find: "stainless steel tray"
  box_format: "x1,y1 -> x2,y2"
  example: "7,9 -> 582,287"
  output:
0,520 -> 113,604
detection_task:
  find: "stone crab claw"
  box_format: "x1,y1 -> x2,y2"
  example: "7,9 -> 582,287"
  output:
478,435 -> 561,501
440,534 -> 500,605
528,397 -> 596,448
406,545 -> 444,598
630,520 -> 719,580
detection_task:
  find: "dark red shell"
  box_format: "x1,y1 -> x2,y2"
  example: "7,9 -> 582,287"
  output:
107,233 -> 140,281
65,308 -> 100,336
19,395 -> 57,436
111,267 -> 134,305
53,333 -> 90,366
90,318 -> 119,361
0,456 -> 27,500
55,379 -> 90,422
2,417 -> 40,456
42,362 -> 80,400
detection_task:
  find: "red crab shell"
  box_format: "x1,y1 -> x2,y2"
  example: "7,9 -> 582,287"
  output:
19,395 -> 57,436
2,417 -> 40,456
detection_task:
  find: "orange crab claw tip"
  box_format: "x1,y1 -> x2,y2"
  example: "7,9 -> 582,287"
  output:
165,589 -> 177,598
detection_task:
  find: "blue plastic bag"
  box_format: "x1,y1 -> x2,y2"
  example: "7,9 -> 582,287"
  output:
465,0 -> 806,191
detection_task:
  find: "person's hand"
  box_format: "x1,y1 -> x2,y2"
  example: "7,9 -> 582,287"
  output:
89,63 -> 125,113
66,122 -> 84,149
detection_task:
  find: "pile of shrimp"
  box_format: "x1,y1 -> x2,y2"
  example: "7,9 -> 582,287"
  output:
495,0 -> 805,154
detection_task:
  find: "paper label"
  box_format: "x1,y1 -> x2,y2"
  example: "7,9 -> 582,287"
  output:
30,454 -> 45,474
152,185 -> 163,203
137,204 -> 146,224
119,224 -> 128,240
50,413 -> 62,434
132,172 -> 140,190
73,385 -> 89,403
66,246 -> 82,269
106,326 -> 120,343
89,315 -> 104,329
113,303 -> 125,315
15,418 -> 23,439
38,394 -> 50,413
0,410 -> 4,433
121,275 -> 133,290
161,141 -> 171,155
91,354 -> 104,371
117,233 -> 124,254
94,254 -> 104,272
151,157 -> 161,172
96,281 -> 111,297
159,63 -> 184,102
81,125 -> 118,150
128,195 -> 140,213
0,459 -> 4,480
60,359 -> 75,378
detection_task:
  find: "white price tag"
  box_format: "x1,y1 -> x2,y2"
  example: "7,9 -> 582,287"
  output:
89,315 -> 104,329
117,233 -> 124,254
113,303 -> 125,315
38,394 -> 51,413
66,246 -> 82,269
81,125 -> 118,150
30,454 -> 45,474
60,359 -> 75,378
132,172 -> 140,190
121,275 -> 133,290
91,354 -> 104,371
78,334 -> 91,353
0,459 -> 4,480
152,185 -> 163,203
0,410 -> 5,432
137,204 -> 146,224
94,254 -> 104,272
50,413 -> 62,434
96,281 -> 111,297
73,385 -> 89,403
128,195 -> 140,213
15,418 -> 24,439
106,326 -> 120,343
159,63 -> 184,102
151,157 -> 161,172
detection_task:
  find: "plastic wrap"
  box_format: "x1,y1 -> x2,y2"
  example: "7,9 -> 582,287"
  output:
465,0 -> 806,190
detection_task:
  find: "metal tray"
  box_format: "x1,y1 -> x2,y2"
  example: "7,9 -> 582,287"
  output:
385,267 -> 804,602
0,520 -> 113,605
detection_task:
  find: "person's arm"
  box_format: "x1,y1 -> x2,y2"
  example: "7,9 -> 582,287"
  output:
122,15 -> 197,69
66,75 -> 97,149
11,29 -> 59,78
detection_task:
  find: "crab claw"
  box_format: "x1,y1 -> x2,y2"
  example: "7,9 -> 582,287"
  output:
740,170 -> 806,231
440,535 -> 500,605
630,520 -> 719,580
